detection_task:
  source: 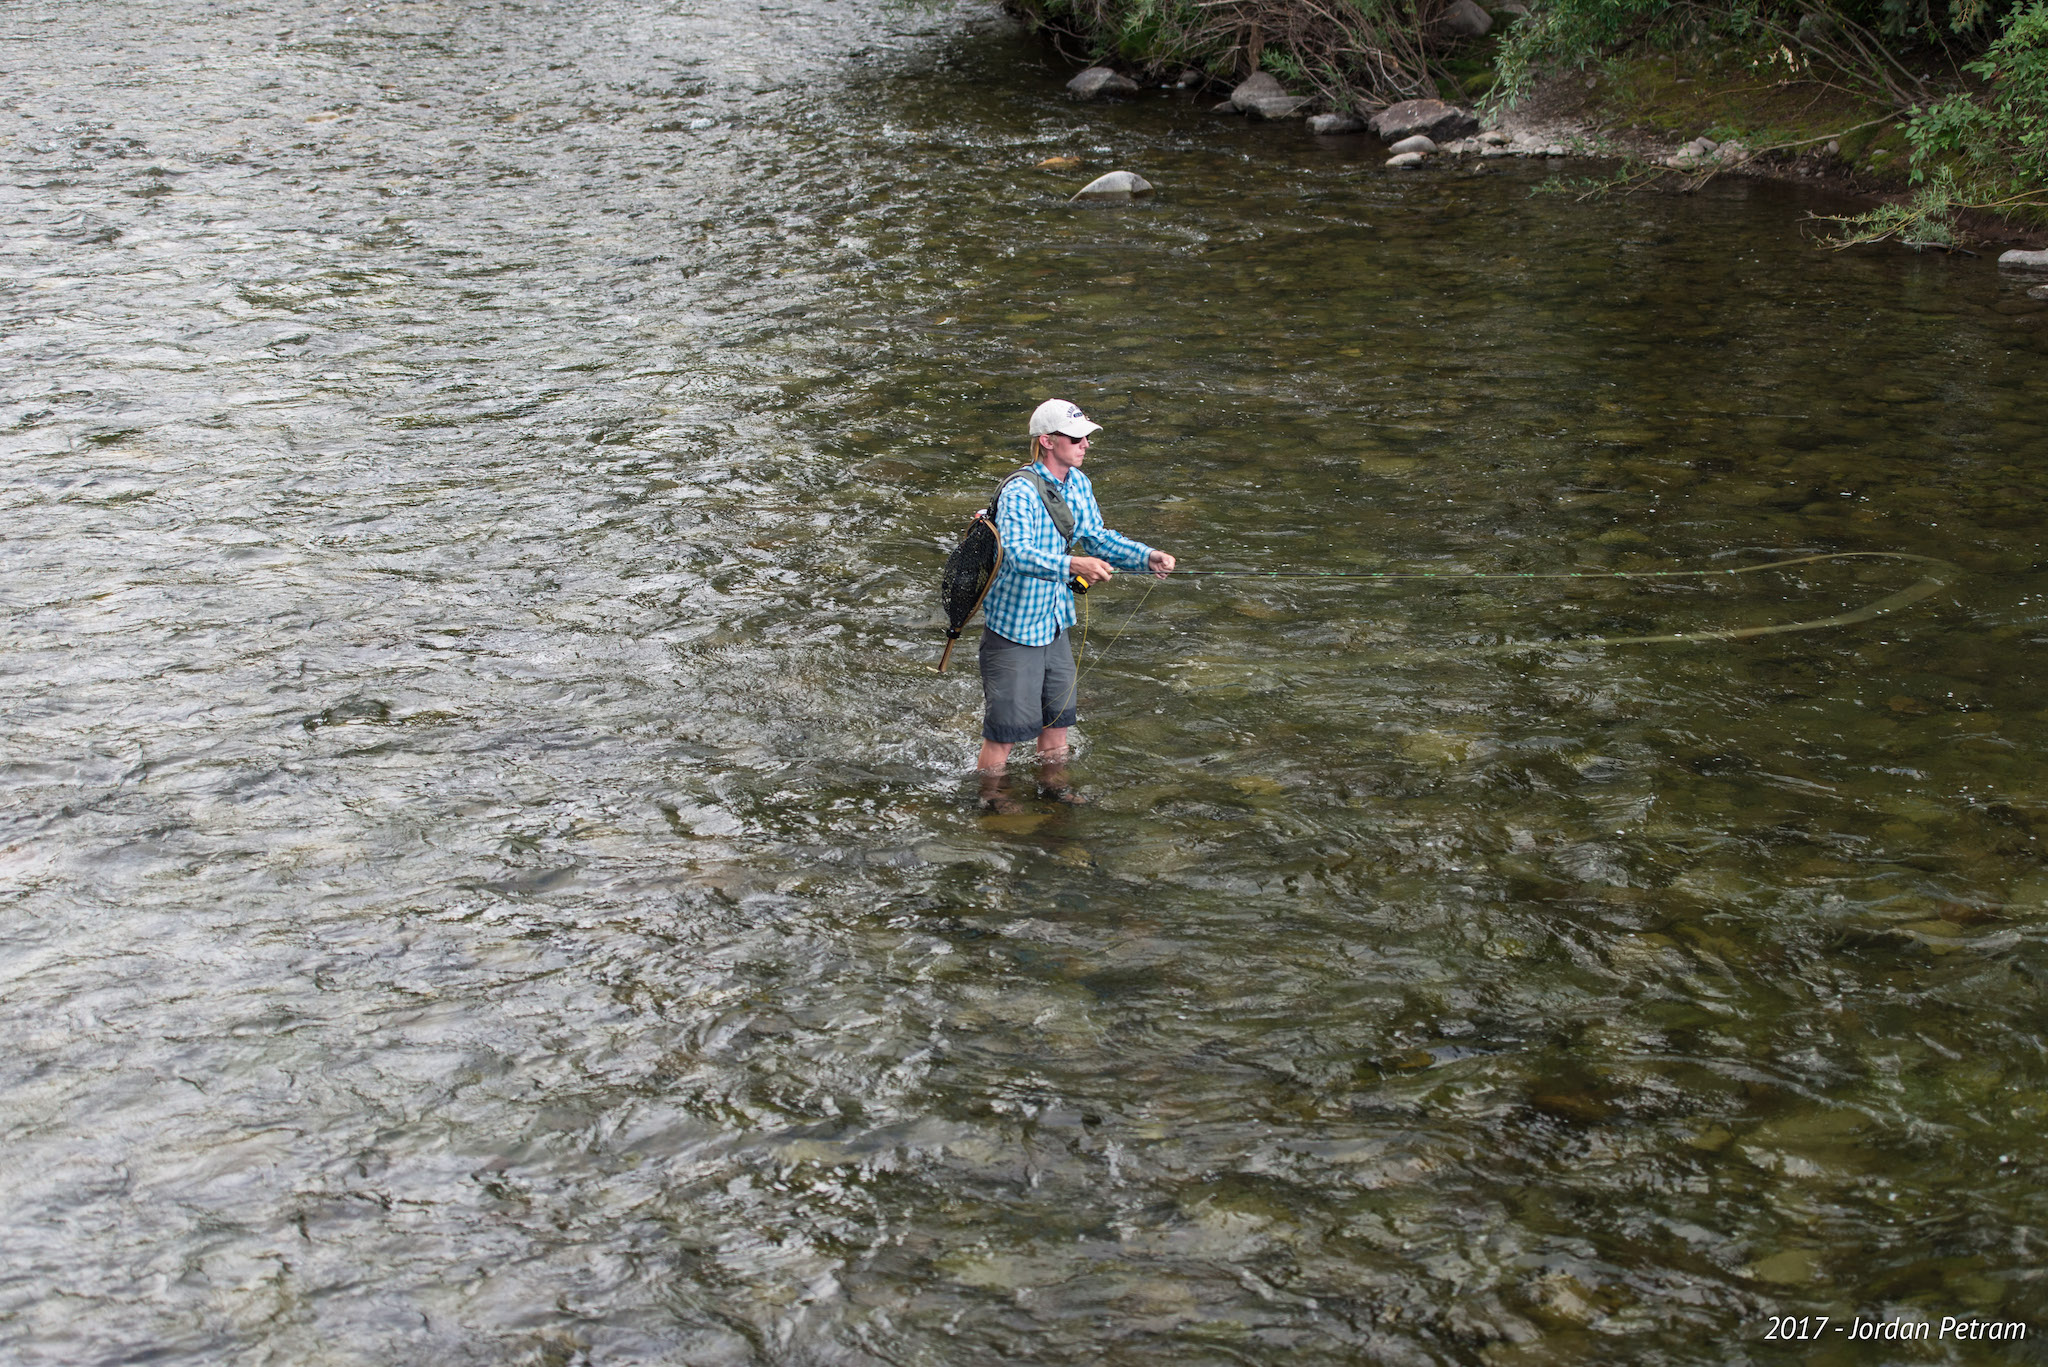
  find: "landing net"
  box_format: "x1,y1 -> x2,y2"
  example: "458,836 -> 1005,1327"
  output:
936,514 -> 1001,673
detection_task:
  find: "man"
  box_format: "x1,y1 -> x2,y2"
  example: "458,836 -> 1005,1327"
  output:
977,399 -> 1175,796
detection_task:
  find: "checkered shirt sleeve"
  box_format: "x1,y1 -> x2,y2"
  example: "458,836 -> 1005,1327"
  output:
979,464 -> 1154,647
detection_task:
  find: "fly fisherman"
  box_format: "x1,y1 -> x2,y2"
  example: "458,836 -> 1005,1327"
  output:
978,399 -> 1175,803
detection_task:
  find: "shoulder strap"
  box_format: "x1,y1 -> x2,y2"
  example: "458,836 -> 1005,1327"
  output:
990,465 -> 1077,546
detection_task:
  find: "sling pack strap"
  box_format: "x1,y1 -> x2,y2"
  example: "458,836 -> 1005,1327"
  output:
991,465 -> 1077,548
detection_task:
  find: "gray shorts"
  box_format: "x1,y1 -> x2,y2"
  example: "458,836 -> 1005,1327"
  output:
979,628 -> 1077,743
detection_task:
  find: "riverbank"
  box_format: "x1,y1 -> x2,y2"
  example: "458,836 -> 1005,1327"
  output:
1049,36 -> 2048,251
1493,58 -> 2048,252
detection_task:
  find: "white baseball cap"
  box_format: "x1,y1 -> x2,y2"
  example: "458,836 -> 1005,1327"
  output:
1028,398 -> 1102,439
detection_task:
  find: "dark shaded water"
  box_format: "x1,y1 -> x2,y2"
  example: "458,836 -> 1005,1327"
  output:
5,1 -> 2048,1362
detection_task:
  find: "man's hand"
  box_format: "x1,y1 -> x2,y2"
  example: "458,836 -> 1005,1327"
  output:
1069,555 -> 1114,585
1147,550 -> 1176,579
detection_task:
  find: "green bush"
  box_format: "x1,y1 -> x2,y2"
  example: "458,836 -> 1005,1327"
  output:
1488,0 -> 2044,237
1906,0 -> 2048,190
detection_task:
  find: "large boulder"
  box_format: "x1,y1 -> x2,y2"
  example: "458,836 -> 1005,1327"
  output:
1229,71 -> 1289,111
1307,112 -> 1368,134
1067,67 -> 1140,100
1998,248 -> 2048,269
1440,0 -> 1494,36
1370,99 -> 1480,142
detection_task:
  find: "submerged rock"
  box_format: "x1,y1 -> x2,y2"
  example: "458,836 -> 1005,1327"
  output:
1999,248 -> 2048,269
1071,170 -> 1154,202
1067,67 -> 1139,100
1389,134 -> 1439,155
1745,1249 -> 1821,1286
1386,151 -> 1427,169
1441,0 -> 1494,35
1307,112 -> 1367,134
1371,98 -> 1480,142
1244,94 -> 1312,119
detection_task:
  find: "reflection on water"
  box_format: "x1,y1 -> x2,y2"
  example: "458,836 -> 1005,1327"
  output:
5,0 -> 2048,1360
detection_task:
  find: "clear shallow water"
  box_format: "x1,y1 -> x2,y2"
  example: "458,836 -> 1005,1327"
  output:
5,1 -> 2048,1362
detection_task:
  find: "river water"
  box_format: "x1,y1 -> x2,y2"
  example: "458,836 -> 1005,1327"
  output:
6,1 -> 2048,1362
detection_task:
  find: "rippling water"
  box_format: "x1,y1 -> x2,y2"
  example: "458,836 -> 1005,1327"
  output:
7,1 -> 2048,1361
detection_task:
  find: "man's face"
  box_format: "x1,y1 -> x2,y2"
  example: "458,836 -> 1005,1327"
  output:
1042,431 -> 1090,471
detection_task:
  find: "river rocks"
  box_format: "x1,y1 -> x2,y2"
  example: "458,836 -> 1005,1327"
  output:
1470,129 -> 1570,157
1370,99 -> 1480,142
1389,134 -> 1439,155
1071,170 -> 1154,201
1307,112 -> 1368,134
1067,67 -> 1139,100
1440,0 -> 1494,35
1230,71 -> 1286,110
1668,135 -> 1717,167
1226,72 -> 1311,118
1669,135 -> 1751,168
1999,248 -> 2048,269
1386,151 -> 1427,169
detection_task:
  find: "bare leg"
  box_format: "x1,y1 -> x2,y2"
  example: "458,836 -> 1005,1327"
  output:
977,739 -> 1020,812
1036,727 -> 1084,803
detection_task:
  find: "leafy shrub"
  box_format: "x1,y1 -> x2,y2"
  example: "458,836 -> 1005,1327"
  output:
1906,0 -> 2048,190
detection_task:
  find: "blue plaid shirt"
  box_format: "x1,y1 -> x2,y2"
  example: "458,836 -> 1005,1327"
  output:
981,462 -> 1154,647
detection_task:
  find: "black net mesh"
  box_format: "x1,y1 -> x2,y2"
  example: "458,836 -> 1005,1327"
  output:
940,514 -> 1000,638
